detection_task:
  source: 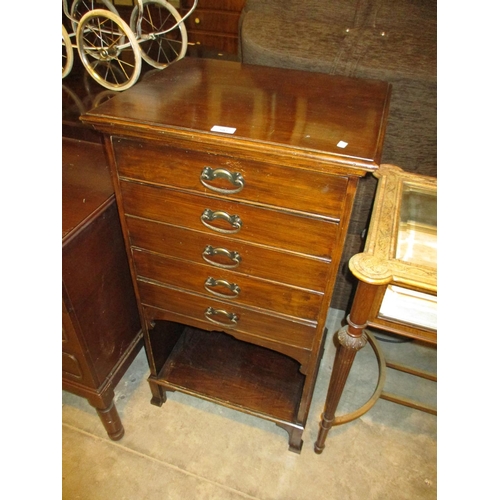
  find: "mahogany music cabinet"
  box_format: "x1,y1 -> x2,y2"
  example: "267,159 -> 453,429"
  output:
82,58 -> 391,452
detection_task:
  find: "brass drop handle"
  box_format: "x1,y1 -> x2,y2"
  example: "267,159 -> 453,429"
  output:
201,209 -> 242,234
204,307 -> 239,328
202,245 -> 241,269
200,167 -> 245,194
204,277 -> 241,299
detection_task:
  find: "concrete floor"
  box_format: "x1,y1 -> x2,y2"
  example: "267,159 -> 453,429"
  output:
62,308 -> 437,499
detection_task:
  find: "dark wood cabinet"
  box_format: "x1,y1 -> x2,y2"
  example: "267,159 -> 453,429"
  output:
82,58 -> 391,452
180,0 -> 246,57
62,137 -> 142,440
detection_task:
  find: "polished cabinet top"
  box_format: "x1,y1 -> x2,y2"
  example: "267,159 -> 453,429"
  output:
62,138 -> 114,240
83,58 -> 391,172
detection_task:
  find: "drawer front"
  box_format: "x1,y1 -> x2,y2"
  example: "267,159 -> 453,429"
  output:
188,33 -> 239,54
182,0 -> 246,10
132,248 -> 323,321
138,280 -> 317,350
113,138 -> 348,220
120,180 -> 339,259
126,216 -> 330,291
184,10 -> 241,34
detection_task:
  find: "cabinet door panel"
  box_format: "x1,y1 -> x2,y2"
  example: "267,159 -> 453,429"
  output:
62,300 -> 94,385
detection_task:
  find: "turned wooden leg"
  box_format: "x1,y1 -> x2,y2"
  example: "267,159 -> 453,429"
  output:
148,378 -> 167,407
314,281 -> 378,453
86,389 -> 124,441
95,400 -> 125,441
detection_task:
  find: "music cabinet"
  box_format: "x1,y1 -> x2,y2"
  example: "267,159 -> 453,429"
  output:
82,58 -> 391,452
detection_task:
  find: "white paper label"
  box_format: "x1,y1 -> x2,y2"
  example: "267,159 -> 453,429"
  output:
337,140 -> 348,148
211,125 -> 237,134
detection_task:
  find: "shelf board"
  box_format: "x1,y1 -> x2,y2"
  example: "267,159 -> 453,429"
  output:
156,326 -> 305,425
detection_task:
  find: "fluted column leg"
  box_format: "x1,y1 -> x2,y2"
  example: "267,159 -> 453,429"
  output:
314,281 -> 379,453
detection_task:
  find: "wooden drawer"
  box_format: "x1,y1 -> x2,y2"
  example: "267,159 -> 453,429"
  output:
120,180 -> 339,259
184,10 -> 240,34
132,248 -> 323,321
182,0 -> 246,10
137,280 -> 317,350
187,33 -> 239,54
113,138 -> 348,220
126,216 -> 331,291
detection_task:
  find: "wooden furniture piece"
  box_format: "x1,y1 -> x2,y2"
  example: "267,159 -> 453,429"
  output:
62,137 -> 142,440
314,164 -> 437,453
180,0 -> 245,57
81,58 -> 391,452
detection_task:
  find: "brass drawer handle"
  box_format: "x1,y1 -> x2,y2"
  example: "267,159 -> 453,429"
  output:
202,245 -> 241,269
201,209 -> 242,234
200,167 -> 245,194
204,307 -> 239,328
204,277 -> 241,299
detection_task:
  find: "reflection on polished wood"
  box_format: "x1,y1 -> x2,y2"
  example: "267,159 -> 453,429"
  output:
62,57 -> 159,142
82,58 -> 391,170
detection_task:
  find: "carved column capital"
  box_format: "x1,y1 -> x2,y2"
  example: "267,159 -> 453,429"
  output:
337,324 -> 368,351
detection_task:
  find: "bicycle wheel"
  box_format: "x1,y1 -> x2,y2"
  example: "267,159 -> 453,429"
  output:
77,9 -> 142,91
62,25 -> 74,78
70,0 -> 118,34
130,0 -> 187,69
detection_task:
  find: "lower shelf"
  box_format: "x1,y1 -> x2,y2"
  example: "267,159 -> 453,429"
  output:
151,324 -> 305,427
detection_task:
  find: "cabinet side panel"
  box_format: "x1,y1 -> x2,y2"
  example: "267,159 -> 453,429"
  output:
62,202 -> 142,385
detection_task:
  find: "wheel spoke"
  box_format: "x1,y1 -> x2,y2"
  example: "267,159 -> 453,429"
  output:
131,0 -> 187,69
77,10 -> 141,90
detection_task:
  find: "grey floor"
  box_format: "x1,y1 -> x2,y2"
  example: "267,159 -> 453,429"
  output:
62,308 -> 437,499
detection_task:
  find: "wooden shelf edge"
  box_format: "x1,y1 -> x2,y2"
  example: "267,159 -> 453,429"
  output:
150,325 -> 306,427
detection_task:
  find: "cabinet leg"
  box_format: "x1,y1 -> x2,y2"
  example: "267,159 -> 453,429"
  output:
95,401 -> 124,441
148,378 -> 167,407
314,281 -> 377,453
276,423 -> 304,454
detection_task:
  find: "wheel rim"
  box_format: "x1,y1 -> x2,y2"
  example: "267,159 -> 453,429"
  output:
62,26 -> 74,78
77,10 -> 142,91
130,0 -> 187,69
70,0 -> 118,33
